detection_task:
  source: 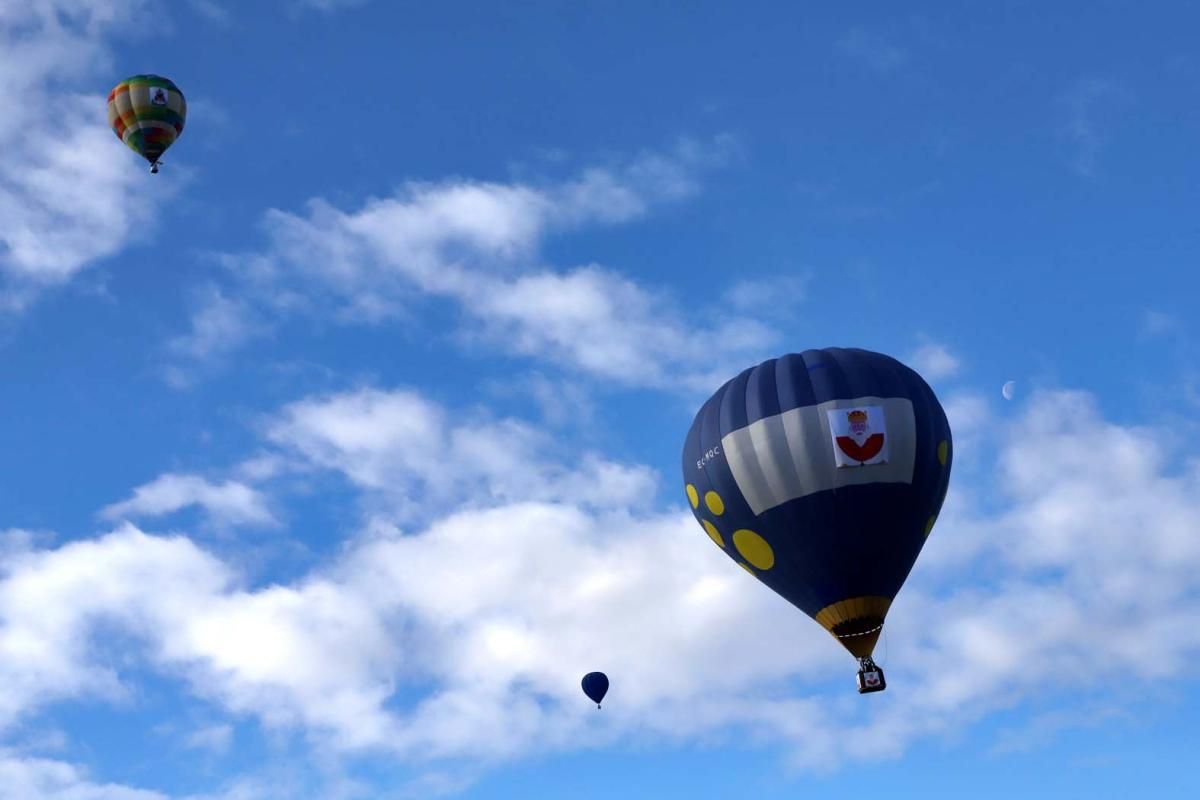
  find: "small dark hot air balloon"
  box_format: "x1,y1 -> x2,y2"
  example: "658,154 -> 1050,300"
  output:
581,672 -> 609,709
682,348 -> 952,693
107,75 -> 187,173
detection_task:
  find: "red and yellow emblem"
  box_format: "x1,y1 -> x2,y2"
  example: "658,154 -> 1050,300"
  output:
827,406 -> 889,466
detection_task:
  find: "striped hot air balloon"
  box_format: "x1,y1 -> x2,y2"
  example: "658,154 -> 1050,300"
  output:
107,75 -> 187,173
681,348 -> 952,693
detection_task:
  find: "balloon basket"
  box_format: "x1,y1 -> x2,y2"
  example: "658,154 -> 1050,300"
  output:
856,658 -> 886,694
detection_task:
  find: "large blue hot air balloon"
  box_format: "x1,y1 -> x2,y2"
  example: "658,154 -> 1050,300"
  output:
681,348 -> 952,693
581,672 -> 609,708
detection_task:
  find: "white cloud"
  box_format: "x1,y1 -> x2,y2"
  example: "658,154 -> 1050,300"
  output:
173,140 -> 774,388
908,341 -> 961,381
943,390 -> 990,439
265,387 -> 658,514
0,526 -> 230,730
462,265 -> 774,386
0,1 -> 178,311
938,390 -> 993,488
184,723 -> 233,754
161,577 -> 401,751
3,388 -> 1199,784
253,141 -> 728,308
0,528 -> 53,559
232,455 -> 290,483
0,750 -> 167,800
897,392 -> 1200,718
329,505 -> 837,761
0,749 -> 290,800
99,474 -> 277,528
0,512 -> 831,762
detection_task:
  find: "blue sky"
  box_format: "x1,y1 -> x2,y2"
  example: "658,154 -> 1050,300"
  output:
1,1 -> 1198,798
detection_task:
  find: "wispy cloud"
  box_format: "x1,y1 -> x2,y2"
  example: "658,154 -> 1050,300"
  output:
185,723 -> 234,754
1141,308 -> 1181,338
165,285 -> 267,388
99,473 -> 277,528
0,749 -> 169,799
0,748 -> 298,799
838,28 -> 908,73
1061,78 -> 1129,178
727,274 -> 809,315
989,705 -> 1131,755
493,372 -> 599,429
187,0 -> 231,23
295,0 -> 369,11
265,386 -> 658,515
170,138 -> 779,390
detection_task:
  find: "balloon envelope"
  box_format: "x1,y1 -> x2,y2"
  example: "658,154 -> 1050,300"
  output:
581,672 -> 609,707
681,348 -> 952,659
107,75 -> 186,168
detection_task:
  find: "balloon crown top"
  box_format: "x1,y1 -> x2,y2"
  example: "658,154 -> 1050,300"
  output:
121,74 -> 181,88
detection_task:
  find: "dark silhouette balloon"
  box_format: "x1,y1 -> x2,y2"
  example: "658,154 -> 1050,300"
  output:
682,348 -> 952,692
581,672 -> 609,708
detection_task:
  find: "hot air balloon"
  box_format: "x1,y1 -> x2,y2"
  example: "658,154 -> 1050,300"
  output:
681,348 -> 952,693
107,75 -> 187,173
581,672 -> 609,709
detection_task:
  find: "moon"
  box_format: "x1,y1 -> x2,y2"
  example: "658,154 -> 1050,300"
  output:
1002,381 -> 1016,401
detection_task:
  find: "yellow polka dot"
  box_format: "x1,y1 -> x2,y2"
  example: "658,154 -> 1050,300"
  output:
732,529 -> 775,570
704,491 -> 725,516
686,484 -> 699,509
702,520 -> 725,548
924,515 -> 937,537
739,562 -> 755,575
937,440 -> 949,466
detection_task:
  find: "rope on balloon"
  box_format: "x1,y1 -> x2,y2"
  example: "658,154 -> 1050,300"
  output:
835,624 -> 883,639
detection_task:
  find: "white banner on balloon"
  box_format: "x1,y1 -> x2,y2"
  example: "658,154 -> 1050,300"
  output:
720,396 -> 915,515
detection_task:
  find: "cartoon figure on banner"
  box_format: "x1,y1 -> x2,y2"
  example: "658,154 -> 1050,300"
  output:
827,406 -> 889,467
